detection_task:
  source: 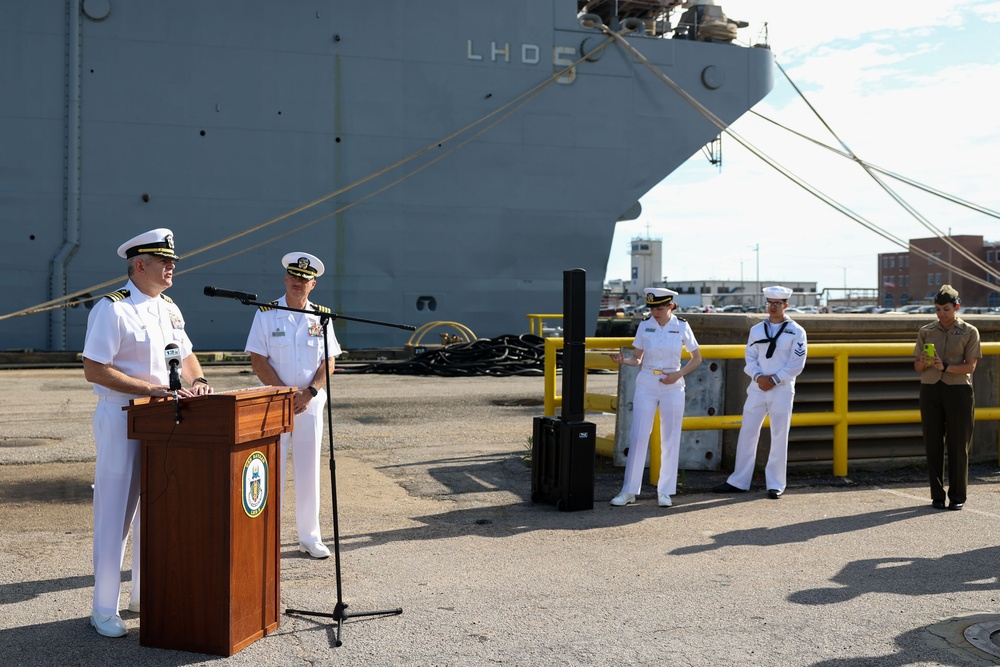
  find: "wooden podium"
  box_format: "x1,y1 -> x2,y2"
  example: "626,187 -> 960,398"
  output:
125,387 -> 295,656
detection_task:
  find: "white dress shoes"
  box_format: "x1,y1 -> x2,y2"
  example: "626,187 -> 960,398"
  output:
658,494 -> 673,507
299,542 -> 331,559
128,599 -> 140,613
610,492 -> 636,507
90,612 -> 127,638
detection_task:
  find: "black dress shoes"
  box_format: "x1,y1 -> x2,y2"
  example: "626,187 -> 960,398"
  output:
712,482 -> 746,493
767,489 -> 783,500
948,501 -> 964,511
931,499 -> 946,510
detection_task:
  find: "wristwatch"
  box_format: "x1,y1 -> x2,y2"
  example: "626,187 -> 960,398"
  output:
307,386 -> 318,397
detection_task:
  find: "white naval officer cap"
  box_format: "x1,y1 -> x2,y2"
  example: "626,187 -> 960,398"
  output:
116,228 -> 179,260
762,285 -> 793,300
282,251 -> 325,280
644,287 -> 678,307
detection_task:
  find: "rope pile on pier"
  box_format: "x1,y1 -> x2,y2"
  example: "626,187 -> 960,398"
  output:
340,334 -> 555,377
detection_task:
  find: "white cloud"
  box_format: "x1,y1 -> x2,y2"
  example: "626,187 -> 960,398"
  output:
606,0 -> 1000,300
972,1 -> 1000,20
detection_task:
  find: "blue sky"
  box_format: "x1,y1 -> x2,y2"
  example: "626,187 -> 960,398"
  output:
604,0 -> 1000,301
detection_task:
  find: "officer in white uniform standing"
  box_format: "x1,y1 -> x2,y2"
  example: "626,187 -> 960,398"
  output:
714,285 -> 807,499
245,252 -> 341,559
83,228 -> 213,638
608,288 -> 702,508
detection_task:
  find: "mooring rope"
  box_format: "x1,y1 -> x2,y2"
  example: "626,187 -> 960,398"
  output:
339,334 -> 555,377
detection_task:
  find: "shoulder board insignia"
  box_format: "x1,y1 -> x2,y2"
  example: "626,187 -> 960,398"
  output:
676,316 -> 687,322
103,289 -> 130,302
159,294 -> 174,304
257,301 -> 279,312
313,304 -> 331,314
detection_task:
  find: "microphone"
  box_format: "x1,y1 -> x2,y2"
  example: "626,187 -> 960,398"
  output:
165,343 -> 182,391
203,286 -> 258,301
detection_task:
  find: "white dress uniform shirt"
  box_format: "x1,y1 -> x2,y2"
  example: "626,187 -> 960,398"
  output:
633,314 -> 698,377
744,318 -> 808,387
84,280 -> 193,397
244,295 -> 342,386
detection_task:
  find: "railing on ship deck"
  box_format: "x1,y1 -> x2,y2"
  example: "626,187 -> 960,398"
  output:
526,314 -> 563,337
543,338 -> 1000,477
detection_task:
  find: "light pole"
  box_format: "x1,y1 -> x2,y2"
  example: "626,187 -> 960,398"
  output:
753,244 -> 760,311
842,266 -> 849,307
947,227 -> 952,285
740,260 -> 744,309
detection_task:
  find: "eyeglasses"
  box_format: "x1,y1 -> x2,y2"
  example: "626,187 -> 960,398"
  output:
766,301 -> 786,307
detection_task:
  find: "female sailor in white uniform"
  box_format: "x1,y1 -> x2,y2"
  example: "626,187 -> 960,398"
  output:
608,288 -> 702,507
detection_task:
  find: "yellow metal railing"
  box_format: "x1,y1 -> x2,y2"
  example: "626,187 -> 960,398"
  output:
526,314 -> 563,337
544,339 -> 1000,477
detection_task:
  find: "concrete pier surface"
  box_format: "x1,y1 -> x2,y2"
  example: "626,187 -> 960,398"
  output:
1,367 -> 999,666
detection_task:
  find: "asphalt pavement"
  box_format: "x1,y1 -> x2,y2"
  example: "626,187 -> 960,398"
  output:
1,367 -> 999,666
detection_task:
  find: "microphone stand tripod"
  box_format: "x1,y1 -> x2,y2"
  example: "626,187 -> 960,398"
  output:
218,293 -> 412,647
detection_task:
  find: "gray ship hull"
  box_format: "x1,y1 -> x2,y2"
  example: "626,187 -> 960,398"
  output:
1,1 -> 773,350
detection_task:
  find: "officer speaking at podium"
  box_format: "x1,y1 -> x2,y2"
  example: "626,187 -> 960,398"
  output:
82,228 -> 213,638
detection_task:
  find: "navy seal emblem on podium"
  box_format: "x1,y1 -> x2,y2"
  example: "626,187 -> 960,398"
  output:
242,451 -> 269,518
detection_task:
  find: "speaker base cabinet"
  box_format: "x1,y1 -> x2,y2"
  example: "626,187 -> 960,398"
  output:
531,416 -> 595,512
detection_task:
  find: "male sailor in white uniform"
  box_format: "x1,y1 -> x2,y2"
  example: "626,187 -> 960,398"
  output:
245,252 -> 340,559
83,228 -> 213,637
714,285 -> 808,499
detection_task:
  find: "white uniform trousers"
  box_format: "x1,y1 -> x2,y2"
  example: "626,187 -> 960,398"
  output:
727,383 -> 795,492
92,396 -> 141,616
620,373 -> 685,497
280,390 -> 325,546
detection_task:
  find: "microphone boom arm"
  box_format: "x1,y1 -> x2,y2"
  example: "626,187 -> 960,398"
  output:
224,298 -> 416,332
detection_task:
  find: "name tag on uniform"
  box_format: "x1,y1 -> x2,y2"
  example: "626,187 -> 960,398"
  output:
308,323 -> 324,337
644,327 -> 657,333
271,329 -> 286,337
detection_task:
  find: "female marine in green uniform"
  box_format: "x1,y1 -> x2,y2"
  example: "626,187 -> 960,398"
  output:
913,285 -> 981,511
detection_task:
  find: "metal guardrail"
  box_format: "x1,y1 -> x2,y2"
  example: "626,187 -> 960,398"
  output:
526,314 -> 563,337
544,338 -> 1000,476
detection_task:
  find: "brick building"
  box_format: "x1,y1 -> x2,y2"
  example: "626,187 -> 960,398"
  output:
878,235 -> 1000,309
